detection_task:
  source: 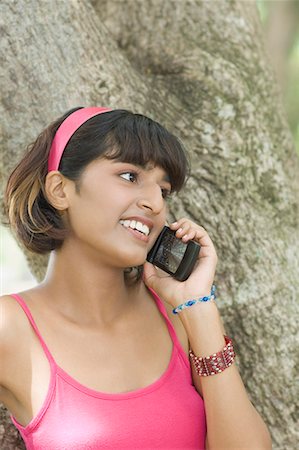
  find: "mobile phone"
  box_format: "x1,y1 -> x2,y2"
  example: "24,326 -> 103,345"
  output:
146,225 -> 200,281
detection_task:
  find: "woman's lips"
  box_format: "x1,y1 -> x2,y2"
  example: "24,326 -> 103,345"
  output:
120,223 -> 150,243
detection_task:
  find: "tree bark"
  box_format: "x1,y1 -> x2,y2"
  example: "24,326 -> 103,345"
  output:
1,1 -> 298,449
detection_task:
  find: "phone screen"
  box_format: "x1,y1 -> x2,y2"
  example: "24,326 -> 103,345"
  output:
146,226 -> 200,281
154,232 -> 188,273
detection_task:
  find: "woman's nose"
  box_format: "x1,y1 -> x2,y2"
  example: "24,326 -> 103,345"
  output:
137,186 -> 165,214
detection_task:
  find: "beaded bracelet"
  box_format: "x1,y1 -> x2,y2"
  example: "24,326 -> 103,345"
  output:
189,335 -> 236,377
172,284 -> 216,315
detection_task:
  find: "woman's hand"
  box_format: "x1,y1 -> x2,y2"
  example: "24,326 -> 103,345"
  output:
143,218 -> 218,308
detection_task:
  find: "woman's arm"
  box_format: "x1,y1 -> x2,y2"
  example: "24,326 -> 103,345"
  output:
179,299 -> 272,450
143,218 -> 272,450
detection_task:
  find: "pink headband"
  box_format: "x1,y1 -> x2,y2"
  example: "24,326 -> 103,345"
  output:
47,106 -> 112,172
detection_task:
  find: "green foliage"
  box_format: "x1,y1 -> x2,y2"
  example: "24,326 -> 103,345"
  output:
286,38 -> 299,154
257,0 -> 299,154
256,0 -> 269,24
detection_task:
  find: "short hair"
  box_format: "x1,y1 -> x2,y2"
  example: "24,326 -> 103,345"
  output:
4,108 -> 190,282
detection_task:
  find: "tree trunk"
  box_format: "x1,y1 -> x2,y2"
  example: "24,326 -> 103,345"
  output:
1,1 -> 298,449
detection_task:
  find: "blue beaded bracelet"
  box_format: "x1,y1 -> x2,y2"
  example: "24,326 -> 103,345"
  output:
172,285 -> 216,314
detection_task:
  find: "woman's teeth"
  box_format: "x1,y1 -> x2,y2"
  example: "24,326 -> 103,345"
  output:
119,219 -> 150,236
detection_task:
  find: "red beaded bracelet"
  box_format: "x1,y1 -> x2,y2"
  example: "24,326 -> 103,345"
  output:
189,335 -> 236,376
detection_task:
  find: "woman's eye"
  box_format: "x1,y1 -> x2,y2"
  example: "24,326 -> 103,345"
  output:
120,171 -> 171,199
120,172 -> 138,182
161,188 -> 171,199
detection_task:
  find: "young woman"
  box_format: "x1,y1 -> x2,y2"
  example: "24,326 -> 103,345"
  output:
1,107 -> 271,449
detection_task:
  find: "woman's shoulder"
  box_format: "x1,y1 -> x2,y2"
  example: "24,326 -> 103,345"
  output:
0,290 -> 43,406
0,292 -> 27,346
0,296 -> 20,394
0,293 -> 25,337
0,291 -> 36,374
0,288 -> 37,322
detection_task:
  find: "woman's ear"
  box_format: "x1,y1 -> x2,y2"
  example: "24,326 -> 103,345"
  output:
45,171 -> 71,211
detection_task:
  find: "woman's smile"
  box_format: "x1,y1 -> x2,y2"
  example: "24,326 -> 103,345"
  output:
119,216 -> 154,244
119,221 -> 150,243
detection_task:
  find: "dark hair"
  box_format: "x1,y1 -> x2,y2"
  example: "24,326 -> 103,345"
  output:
4,107 -> 190,281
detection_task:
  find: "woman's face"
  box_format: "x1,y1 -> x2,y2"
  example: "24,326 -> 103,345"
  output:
63,157 -> 172,268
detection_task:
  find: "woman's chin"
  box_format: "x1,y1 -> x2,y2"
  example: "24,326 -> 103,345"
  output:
120,253 -> 147,268
123,259 -> 145,270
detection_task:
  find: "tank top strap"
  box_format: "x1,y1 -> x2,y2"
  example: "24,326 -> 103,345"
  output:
147,287 -> 190,367
10,293 -> 56,367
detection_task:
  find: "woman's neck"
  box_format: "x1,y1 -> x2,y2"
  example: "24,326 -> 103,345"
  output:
39,245 -> 144,326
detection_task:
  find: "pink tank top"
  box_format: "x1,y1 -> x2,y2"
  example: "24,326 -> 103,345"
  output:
9,288 -> 206,449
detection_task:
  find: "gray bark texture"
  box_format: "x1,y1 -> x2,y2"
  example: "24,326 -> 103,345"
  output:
1,0 -> 298,449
